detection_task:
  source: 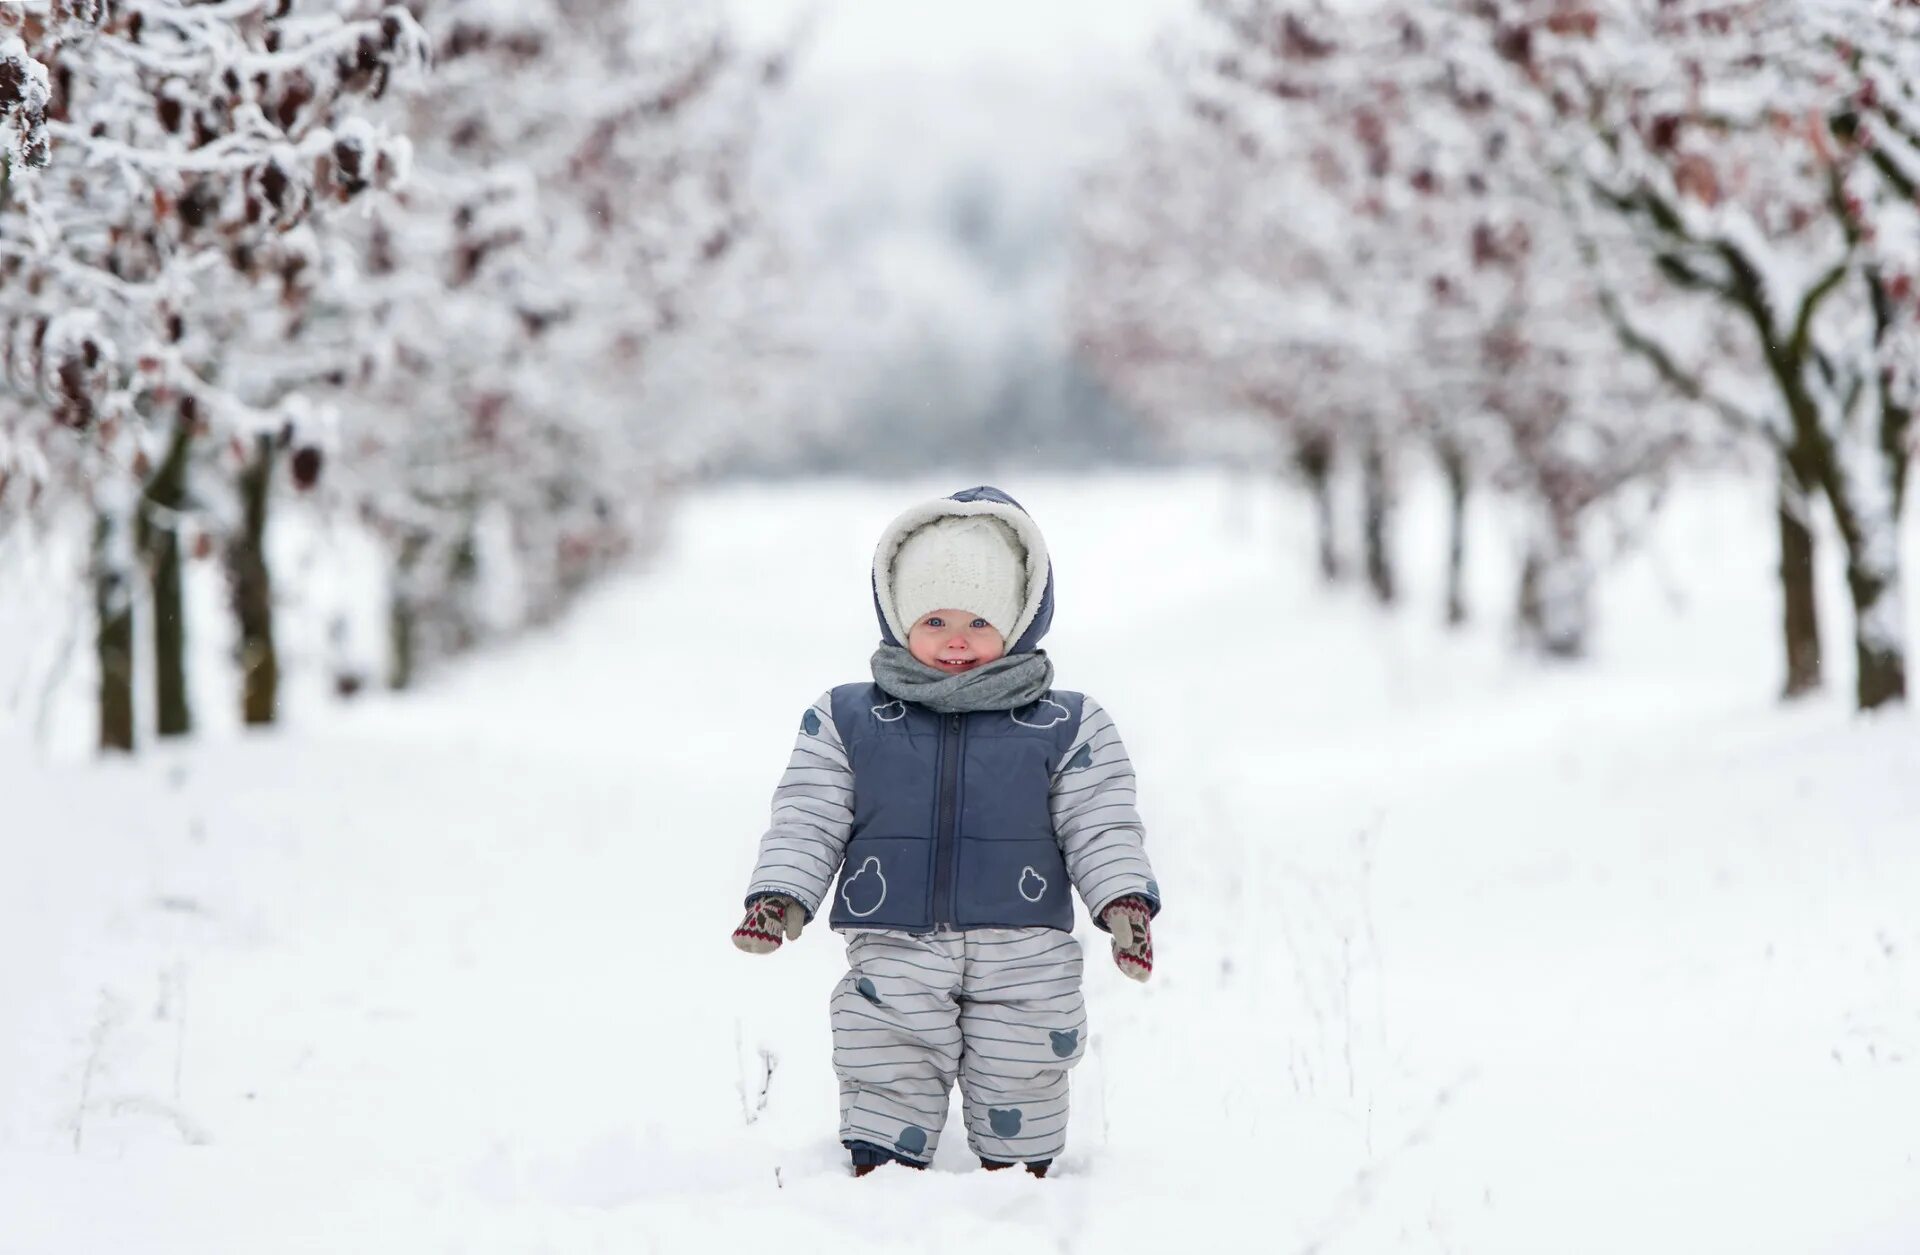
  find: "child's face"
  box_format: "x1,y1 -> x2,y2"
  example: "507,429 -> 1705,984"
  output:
907,609 -> 1006,674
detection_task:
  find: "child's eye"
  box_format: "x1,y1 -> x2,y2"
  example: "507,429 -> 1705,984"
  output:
925,617 -> 943,628
970,619 -> 988,629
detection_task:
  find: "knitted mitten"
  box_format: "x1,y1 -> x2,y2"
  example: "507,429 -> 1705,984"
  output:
731,894 -> 806,953
1101,896 -> 1154,981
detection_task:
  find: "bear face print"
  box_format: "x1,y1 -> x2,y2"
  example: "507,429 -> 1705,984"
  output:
1010,698 -> 1069,729
841,856 -> 888,917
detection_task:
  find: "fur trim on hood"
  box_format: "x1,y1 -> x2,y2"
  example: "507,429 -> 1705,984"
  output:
870,486 -> 1056,656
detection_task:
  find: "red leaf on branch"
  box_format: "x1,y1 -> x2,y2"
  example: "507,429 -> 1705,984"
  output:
1674,153 -> 1721,206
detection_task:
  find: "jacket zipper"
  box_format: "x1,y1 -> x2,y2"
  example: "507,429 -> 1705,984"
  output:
931,711 -> 963,928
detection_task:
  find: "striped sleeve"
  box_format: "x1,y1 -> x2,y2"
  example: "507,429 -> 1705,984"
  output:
1050,695 -> 1160,931
742,690 -> 854,920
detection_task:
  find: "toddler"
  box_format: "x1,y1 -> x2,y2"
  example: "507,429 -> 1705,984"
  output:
732,486 -> 1160,1178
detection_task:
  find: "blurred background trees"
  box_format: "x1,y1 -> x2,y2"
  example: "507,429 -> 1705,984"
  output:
1073,0 -> 1917,703
334,0 -> 770,691
0,0 -> 786,746
1,0 -> 1915,756
0,0 -> 426,750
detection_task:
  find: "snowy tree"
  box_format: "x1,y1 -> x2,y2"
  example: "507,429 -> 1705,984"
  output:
1074,27 -> 1369,590
0,0 -> 424,749
332,0 -> 773,689
1367,2 -> 1703,654
1078,0 -> 1703,650
1469,0 -> 1920,704
1218,4 -> 1425,607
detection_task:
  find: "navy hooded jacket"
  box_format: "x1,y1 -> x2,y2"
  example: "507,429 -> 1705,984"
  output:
744,487 -> 1161,935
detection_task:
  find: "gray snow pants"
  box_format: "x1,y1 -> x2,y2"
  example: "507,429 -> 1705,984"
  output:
833,926 -> 1087,1165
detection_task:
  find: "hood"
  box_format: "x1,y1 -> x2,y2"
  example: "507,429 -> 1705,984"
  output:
871,485 -> 1056,655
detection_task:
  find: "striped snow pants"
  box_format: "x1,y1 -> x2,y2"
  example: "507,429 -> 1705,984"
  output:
833,926 -> 1087,1166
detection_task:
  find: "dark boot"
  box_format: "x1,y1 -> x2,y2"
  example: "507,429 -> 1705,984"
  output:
980,1156 -> 1051,1178
849,1140 -> 928,1177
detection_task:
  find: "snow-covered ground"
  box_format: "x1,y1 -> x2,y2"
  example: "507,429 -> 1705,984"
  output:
3,470 -> 1917,1253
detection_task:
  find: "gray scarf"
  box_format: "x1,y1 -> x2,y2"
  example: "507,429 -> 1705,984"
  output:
869,644 -> 1055,713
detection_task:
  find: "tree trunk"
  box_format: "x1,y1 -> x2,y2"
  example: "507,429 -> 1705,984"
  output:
228,436 -> 279,725
1293,432 -> 1340,581
92,500 -> 136,754
1360,435 -> 1396,606
140,427 -> 195,738
1740,286 -> 1906,709
387,534 -> 428,692
1439,439 -> 1469,627
1516,510 -> 1591,659
1844,554 -> 1905,709
447,527 -> 480,654
1816,445 -> 1906,710
1776,455 -> 1822,700
388,594 -> 417,692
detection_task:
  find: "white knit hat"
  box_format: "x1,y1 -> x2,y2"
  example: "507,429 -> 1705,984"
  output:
890,515 -> 1028,645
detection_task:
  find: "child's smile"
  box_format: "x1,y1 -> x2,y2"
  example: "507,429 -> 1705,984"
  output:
908,610 -> 1006,674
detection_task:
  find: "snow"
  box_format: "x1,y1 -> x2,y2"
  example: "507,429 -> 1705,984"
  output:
4,470 -> 1919,1253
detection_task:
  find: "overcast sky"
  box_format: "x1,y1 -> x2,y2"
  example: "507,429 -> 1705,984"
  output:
716,0 -> 1194,472
728,0 -> 1185,76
